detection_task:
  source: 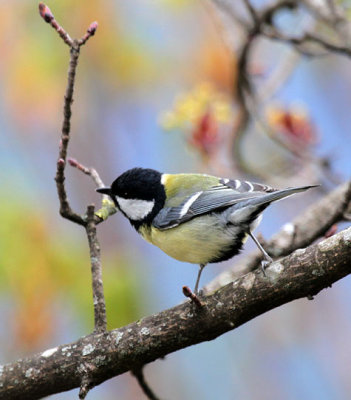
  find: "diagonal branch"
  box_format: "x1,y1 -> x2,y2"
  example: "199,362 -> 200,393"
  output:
263,28 -> 351,57
1,226 -> 351,399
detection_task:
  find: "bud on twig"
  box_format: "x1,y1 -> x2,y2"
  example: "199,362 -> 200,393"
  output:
38,2 -> 54,23
87,21 -> 98,36
182,286 -> 203,308
79,21 -> 99,46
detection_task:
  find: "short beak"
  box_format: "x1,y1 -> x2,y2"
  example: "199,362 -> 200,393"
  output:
96,187 -> 112,195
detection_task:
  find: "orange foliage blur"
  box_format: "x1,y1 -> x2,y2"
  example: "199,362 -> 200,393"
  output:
266,105 -> 318,147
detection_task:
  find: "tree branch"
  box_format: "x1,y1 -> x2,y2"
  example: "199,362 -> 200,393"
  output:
1,226 -> 351,399
210,0 -> 349,181
263,28 -> 351,57
68,158 -> 105,189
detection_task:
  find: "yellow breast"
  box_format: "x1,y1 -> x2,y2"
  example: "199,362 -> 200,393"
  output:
139,215 -> 243,265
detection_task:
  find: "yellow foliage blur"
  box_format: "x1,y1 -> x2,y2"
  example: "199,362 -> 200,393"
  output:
159,82 -> 233,130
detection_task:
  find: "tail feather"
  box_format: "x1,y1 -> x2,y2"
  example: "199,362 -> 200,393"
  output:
242,184 -> 319,208
227,184 -> 319,227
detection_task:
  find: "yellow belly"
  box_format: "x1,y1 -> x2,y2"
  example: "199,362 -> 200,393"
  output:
139,215 -> 246,265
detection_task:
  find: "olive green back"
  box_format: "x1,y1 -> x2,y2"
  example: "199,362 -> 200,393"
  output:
162,173 -> 220,207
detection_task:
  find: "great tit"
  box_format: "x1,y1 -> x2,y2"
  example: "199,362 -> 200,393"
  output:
97,168 -> 317,293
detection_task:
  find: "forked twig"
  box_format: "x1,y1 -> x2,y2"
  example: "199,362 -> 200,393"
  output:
68,158 -> 117,222
38,4 -> 156,398
39,2 -> 98,226
39,4 -> 105,396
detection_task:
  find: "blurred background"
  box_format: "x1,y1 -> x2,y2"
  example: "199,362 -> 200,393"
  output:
1,0 -> 351,399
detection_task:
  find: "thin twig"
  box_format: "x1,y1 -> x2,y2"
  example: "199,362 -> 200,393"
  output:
227,0 -> 299,176
242,0 -> 259,24
39,3 -> 100,226
68,158 -> 117,223
39,3 -> 107,332
132,367 -> 161,400
68,158 -> 105,188
39,2 -> 73,46
300,0 -> 347,32
86,205 -> 107,333
210,0 -> 247,28
264,28 -> 351,57
211,0 -> 350,181
79,22 -> 98,46
55,40 -> 85,225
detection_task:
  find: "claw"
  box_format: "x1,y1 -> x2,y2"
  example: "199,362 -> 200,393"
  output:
260,258 -> 272,276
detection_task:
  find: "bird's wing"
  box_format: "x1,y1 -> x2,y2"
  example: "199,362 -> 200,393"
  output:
217,178 -> 275,194
153,178 -> 275,230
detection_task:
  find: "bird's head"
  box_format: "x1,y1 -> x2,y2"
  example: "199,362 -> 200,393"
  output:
97,168 -> 166,228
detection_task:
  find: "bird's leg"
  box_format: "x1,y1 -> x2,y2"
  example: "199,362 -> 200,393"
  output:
194,264 -> 206,294
248,231 -> 273,275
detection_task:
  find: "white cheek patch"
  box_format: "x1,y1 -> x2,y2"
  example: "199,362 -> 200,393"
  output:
116,196 -> 155,221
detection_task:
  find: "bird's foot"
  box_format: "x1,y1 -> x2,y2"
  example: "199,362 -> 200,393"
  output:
260,257 -> 273,276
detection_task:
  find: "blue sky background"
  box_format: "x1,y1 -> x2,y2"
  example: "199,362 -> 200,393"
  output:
1,1 -> 351,399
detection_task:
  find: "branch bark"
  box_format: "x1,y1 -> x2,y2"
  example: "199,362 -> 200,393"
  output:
1,226 -> 350,399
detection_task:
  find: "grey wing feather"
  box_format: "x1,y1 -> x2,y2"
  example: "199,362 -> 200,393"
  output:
152,182 -> 317,230
219,178 -> 276,193
182,189 -> 260,214
153,188 -> 263,229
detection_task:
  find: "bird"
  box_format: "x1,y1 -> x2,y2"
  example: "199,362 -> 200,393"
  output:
97,168 -> 317,294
